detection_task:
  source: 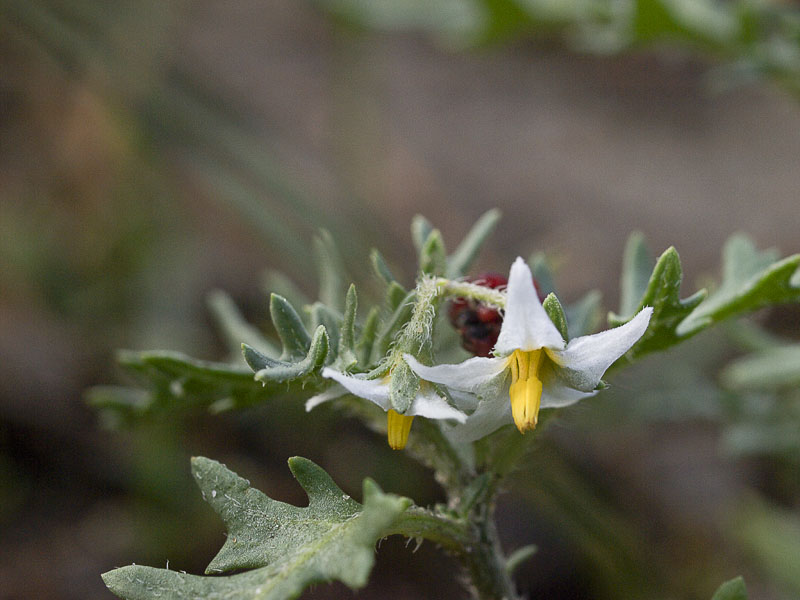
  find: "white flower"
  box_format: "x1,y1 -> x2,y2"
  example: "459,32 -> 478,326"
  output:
306,367 -> 467,450
405,257 -> 652,443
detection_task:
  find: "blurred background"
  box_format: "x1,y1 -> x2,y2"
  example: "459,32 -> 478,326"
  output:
2,0 -> 800,598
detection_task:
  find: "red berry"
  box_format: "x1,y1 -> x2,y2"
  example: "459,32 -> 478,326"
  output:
448,271 -> 541,357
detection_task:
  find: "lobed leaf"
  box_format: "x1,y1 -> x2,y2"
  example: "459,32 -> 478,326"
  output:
103,457 -> 411,600
246,325 -> 329,383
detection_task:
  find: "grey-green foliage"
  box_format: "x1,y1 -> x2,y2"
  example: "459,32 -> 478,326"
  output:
102,457 -> 411,600
609,232 -> 800,366
89,211 -> 502,420
86,351 -> 281,419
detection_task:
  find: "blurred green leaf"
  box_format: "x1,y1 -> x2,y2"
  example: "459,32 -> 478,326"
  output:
721,344 -> 800,390
92,351 -> 274,416
447,208 -> 502,278
617,231 -> 655,321
735,498 -> 800,594
565,289 -> 602,338
313,229 -> 347,313
711,576 -> 747,600
103,457 -> 411,600
207,289 -> 278,360
678,235 -> 800,337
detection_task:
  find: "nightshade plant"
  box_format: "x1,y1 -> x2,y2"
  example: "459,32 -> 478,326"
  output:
93,209 -> 800,599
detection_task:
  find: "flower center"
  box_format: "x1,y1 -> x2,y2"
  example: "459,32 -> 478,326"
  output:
387,409 -> 414,450
508,349 -> 544,433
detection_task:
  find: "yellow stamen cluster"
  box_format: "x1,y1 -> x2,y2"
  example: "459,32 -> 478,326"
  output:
387,409 -> 415,450
508,349 -> 544,433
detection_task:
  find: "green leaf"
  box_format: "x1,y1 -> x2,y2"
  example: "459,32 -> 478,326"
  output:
334,284 -> 358,371
711,576 -> 747,600
386,280 -> 408,312
107,351 -> 273,415
528,251 -> 556,298
447,208 -> 502,278
734,498 -> 800,594
308,302 -> 341,357
102,457 -> 411,600
370,248 -> 397,285
542,293 -> 569,341
565,290 -> 602,338
609,246 -> 706,363
261,269 -> 310,312
313,229 -> 346,312
246,325 -> 329,383
505,545 -> 537,576
411,214 -> 435,253
270,293 -> 312,361
419,229 -> 447,276
720,344 -> 800,391
618,232 -> 654,320
356,306 -> 380,367
370,290 -> 416,364
678,235 -> 800,337
207,290 -> 279,360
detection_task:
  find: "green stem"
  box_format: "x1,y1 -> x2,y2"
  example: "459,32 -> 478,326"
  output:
386,504 -> 521,600
438,279 -> 506,308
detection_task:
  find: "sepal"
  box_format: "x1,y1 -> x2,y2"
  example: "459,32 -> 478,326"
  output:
542,292 -> 569,342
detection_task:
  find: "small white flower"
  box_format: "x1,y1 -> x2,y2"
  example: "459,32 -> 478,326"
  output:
306,367 -> 467,450
405,257 -> 652,442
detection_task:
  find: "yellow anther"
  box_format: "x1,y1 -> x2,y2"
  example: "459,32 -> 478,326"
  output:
508,349 -> 544,433
387,409 -> 415,450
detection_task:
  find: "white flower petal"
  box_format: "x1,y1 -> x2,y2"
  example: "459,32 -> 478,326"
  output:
404,353 -> 507,393
320,367 -> 391,411
305,385 -> 347,412
495,257 -> 565,355
446,395 -> 512,443
408,388 -> 467,422
549,307 -> 652,391
540,382 -> 597,409
447,388 -> 480,412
